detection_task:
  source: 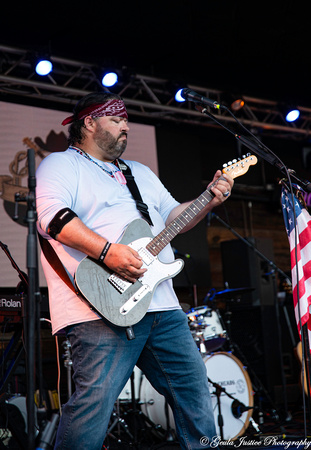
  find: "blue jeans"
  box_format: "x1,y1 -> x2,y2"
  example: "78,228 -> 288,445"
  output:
54,310 -> 216,449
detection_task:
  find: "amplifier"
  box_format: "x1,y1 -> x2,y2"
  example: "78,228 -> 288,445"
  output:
0,295 -> 23,324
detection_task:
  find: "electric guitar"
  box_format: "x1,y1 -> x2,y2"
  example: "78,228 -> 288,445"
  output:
75,154 -> 258,327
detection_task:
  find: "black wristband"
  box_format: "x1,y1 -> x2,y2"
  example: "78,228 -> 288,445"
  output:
98,242 -> 111,264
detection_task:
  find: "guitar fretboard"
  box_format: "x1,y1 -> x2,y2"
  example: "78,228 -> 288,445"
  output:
146,177 -> 220,256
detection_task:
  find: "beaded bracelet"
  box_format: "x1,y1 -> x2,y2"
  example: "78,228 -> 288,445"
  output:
98,242 -> 111,264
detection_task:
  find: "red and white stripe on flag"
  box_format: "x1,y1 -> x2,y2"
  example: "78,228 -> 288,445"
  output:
281,187 -> 311,346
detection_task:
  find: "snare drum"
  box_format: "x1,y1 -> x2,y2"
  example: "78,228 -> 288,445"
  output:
140,352 -> 253,441
187,306 -> 226,353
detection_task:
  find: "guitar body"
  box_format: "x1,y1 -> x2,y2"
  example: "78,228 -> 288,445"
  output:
75,219 -> 184,327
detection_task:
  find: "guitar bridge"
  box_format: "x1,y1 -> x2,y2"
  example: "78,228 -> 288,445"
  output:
108,273 -> 132,293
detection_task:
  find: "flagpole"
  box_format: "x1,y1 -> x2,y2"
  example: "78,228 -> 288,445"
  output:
300,323 -> 311,438
301,324 -> 311,394
281,183 -> 311,437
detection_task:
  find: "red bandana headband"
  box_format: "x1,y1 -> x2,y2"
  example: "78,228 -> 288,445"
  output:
61,99 -> 128,126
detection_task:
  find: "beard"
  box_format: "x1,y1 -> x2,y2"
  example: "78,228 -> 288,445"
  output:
93,124 -> 127,160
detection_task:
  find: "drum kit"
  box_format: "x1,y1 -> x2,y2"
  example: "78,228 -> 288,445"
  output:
107,286 -> 260,445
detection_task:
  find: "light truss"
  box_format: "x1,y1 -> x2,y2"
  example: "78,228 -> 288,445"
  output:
1,44 -> 311,140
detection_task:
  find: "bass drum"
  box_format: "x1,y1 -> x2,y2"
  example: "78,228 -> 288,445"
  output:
140,352 -> 253,441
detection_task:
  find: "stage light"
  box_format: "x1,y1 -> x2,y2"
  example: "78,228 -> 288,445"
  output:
175,89 -> 185,102
102,71 -> 118,87
231,98 -> 245,111
35,58 -> 53,76
285,108 -> 300,123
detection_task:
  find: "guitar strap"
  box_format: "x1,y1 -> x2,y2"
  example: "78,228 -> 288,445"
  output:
38,232 -> 77,294
118,159 -> 154,226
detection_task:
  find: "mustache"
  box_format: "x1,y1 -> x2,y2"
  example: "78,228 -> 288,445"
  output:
118,132 -> 128,139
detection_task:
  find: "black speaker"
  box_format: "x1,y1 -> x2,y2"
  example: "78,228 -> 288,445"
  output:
220,239 -> 291,402
220,238 -> 275,307
227,305 -> 283,399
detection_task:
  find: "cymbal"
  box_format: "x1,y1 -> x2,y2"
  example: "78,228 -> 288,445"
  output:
215,287 -> 254,297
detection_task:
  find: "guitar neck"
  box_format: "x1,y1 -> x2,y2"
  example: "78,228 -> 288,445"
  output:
145,154 -> 258,257
146,176 -> 220,257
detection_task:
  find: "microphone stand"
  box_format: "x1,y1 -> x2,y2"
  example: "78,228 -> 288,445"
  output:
20,148 -> 45,449
194,102 -> 311,433
207,376 -> 256,440
198,104 -> 311,193
25,147 -> 37,449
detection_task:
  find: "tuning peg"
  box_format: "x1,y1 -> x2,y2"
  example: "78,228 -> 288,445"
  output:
223,163 -> 228,168
232,159 -> 237,163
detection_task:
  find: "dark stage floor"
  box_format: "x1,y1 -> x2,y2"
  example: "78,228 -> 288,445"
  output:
101,401 -> 311,450
1,399 -> 310,449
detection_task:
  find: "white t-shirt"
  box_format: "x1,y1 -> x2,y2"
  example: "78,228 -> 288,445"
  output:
36,148 -> 181,334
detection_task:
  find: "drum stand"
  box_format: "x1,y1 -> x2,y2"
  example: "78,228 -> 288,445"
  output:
105,371 -> 162,448
106,400 -> 134,445
164,399 -> 175,442
104,374 -> 135,446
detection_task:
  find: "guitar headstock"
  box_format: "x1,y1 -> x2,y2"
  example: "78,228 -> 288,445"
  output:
222,154 -> 258,179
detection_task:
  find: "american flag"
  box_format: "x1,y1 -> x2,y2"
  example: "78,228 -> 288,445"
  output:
281,185 -> 311,347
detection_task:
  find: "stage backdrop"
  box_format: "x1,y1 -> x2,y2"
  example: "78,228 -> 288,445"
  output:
0,101 -> 158,288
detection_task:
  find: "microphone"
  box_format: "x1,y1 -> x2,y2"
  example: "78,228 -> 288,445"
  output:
181,88 -> 225,110
172,247 -> 191,259
231,400 -> 254,419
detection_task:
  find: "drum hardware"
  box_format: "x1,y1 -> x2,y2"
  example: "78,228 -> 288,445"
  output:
163,399 -> 175,442
105,371 -> 137,445
214,287 -> 255,298
223,311 -> 234,352
127,371 -> 173,441
106,402 -> 134,445
105,369 -> 166,447
187,306 -> 227,354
